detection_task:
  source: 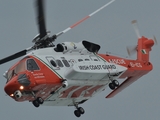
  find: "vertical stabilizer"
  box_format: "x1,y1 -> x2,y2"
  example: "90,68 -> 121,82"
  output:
137,36 -> 154,61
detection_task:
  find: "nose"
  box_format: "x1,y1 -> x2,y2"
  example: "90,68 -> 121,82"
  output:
4,78 -> 19,97
4,74 -> 31,98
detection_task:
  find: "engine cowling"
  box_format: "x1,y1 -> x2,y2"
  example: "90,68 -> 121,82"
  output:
55,41 -> 101,53
55,42 -> 85,53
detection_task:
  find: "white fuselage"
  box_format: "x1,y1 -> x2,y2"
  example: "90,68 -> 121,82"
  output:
28,41 -> 127,106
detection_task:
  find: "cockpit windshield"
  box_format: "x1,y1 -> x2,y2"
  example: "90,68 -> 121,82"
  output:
6,58 -> 40,82
7,60 -> 26,81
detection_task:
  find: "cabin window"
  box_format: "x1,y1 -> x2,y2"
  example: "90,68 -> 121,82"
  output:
50,60 -> 57,67
27,59 -> 40,71
85,59 -> 90,61
78,59 -> 83,62
56,60 -> 64,67
94,59 -> 98,61
90,55 -> 99,61
62,60 -> 70,67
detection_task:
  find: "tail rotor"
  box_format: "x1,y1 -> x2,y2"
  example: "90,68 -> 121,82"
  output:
126,20 -> 157,58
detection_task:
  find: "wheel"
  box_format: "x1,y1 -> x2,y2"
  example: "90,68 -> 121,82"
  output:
109,83 -> 115,90
37,97 -> 44,104
32,100 -> 40,107
78,107 -> 85,114
112,80 -> 119,87
74,110 -> 81,117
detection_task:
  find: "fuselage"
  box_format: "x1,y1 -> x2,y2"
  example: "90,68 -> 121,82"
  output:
4,41 -> 152,106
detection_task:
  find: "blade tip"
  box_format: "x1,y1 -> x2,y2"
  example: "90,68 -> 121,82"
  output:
153,36 -> 158,45
131,20 -> 137,24
126,47 -> 131,56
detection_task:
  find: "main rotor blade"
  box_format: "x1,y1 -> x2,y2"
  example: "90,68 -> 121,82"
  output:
54,0 -> 115,38
0,50 -> 27,65
0,47 -> 33,65
36,0 -> 47,39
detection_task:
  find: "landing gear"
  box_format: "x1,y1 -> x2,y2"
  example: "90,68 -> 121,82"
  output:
73,103 -> 85,117
37,97 -> 44,104
74,107 -> 85,117
74,110 -> 81,117
109,80 -> 119,90
32,97 -> 44,108
109,83 -> 115,90
32,100 -> 40,107
112,80 -> 119,87
78,107 -> 85,114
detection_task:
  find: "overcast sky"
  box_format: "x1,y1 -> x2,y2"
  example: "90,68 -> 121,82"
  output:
0,0 -> 160,120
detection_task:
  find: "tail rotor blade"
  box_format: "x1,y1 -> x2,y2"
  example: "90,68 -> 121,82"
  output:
126,45 -> 137,56
153,35 -> 158,45
131,20 -> 141,38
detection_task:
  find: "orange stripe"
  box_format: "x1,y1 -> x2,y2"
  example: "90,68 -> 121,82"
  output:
60,86 -> 79,98
71,86 -> 92,98
70,16 -> 90,28
84,85 -> 103,97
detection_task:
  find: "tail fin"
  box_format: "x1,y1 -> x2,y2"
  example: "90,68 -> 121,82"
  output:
137,36 -> 154,61
131,20 -> 155,62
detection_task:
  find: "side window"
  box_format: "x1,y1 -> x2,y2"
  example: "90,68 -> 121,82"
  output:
46,57 -> 60,70
78,59 -> 83,62
90,55 -> 99,61
56,60 -> 64,67
85,59 -> 90,61
62,60 -> 70,67
27,59 -> 40,71
50,60 -> 57,67
94,59 -> 98,61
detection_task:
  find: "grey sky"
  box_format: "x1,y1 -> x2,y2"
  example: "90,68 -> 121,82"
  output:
0,0 -> 160,120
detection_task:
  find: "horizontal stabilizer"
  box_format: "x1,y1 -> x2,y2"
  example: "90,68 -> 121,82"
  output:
106,76 -> 141,98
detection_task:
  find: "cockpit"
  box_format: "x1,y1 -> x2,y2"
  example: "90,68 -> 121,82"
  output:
4,57 -> 40,82
5,59 -> 26,82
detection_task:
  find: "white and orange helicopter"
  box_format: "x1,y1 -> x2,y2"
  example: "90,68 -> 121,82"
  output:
2,0 -> 156,117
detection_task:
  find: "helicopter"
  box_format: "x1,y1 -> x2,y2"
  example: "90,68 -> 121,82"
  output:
1,0 -> 156,118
